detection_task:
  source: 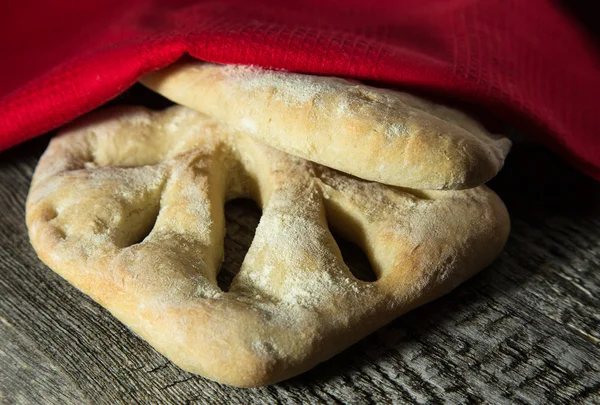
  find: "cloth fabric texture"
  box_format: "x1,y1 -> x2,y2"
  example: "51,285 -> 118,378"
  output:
1,0 -> 598,179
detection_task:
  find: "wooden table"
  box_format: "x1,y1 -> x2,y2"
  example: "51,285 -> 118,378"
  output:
1,88 -> 599,404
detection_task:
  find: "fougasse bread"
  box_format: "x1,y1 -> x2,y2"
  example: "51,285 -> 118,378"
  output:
26,105 -> 510,387
141,61 -> 511,190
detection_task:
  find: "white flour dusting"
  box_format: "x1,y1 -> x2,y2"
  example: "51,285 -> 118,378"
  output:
223,64 -> 354,107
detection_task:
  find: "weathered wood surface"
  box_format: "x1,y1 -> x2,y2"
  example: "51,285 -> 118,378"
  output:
0,90 -> 599,404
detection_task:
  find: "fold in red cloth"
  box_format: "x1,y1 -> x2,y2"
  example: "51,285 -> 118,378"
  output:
1,0 -> 598,179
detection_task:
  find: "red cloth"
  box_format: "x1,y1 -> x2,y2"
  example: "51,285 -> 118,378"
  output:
1,0 -> 599,179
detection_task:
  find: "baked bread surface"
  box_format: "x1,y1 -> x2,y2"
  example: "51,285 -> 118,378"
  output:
26,106 -> 510,387
141,61 -> 511,190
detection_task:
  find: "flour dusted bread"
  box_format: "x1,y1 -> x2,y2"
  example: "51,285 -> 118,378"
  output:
26,106 -> 509,387
141,61 -> 511,190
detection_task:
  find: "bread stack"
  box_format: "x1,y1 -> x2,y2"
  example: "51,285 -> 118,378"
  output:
26,61 -> 510,387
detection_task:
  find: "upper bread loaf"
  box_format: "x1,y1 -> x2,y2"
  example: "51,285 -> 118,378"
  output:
141,61 -> 511,190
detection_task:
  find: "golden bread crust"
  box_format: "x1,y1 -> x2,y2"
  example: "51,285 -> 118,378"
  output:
141,62 -> 511,190
26,106 -> 509,387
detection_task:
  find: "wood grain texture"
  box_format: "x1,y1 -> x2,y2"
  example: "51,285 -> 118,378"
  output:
0,86 -> 599,404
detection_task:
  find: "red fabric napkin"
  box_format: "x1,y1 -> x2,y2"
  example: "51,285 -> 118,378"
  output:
1,0 -> 599,179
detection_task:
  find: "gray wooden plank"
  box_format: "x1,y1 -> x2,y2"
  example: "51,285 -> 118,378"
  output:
0,89 -> 599,404
0,317 -> 89,405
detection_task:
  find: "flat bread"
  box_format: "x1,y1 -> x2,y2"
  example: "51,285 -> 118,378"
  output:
26,106 -> 509,387
141,61 -> 511,190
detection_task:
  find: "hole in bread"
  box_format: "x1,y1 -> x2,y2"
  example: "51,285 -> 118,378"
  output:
331,232 -> 377,282
321,191 -> 380,282
43,206 -> 58,221
217,198 -> 262,292
116,202 -> 161,248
